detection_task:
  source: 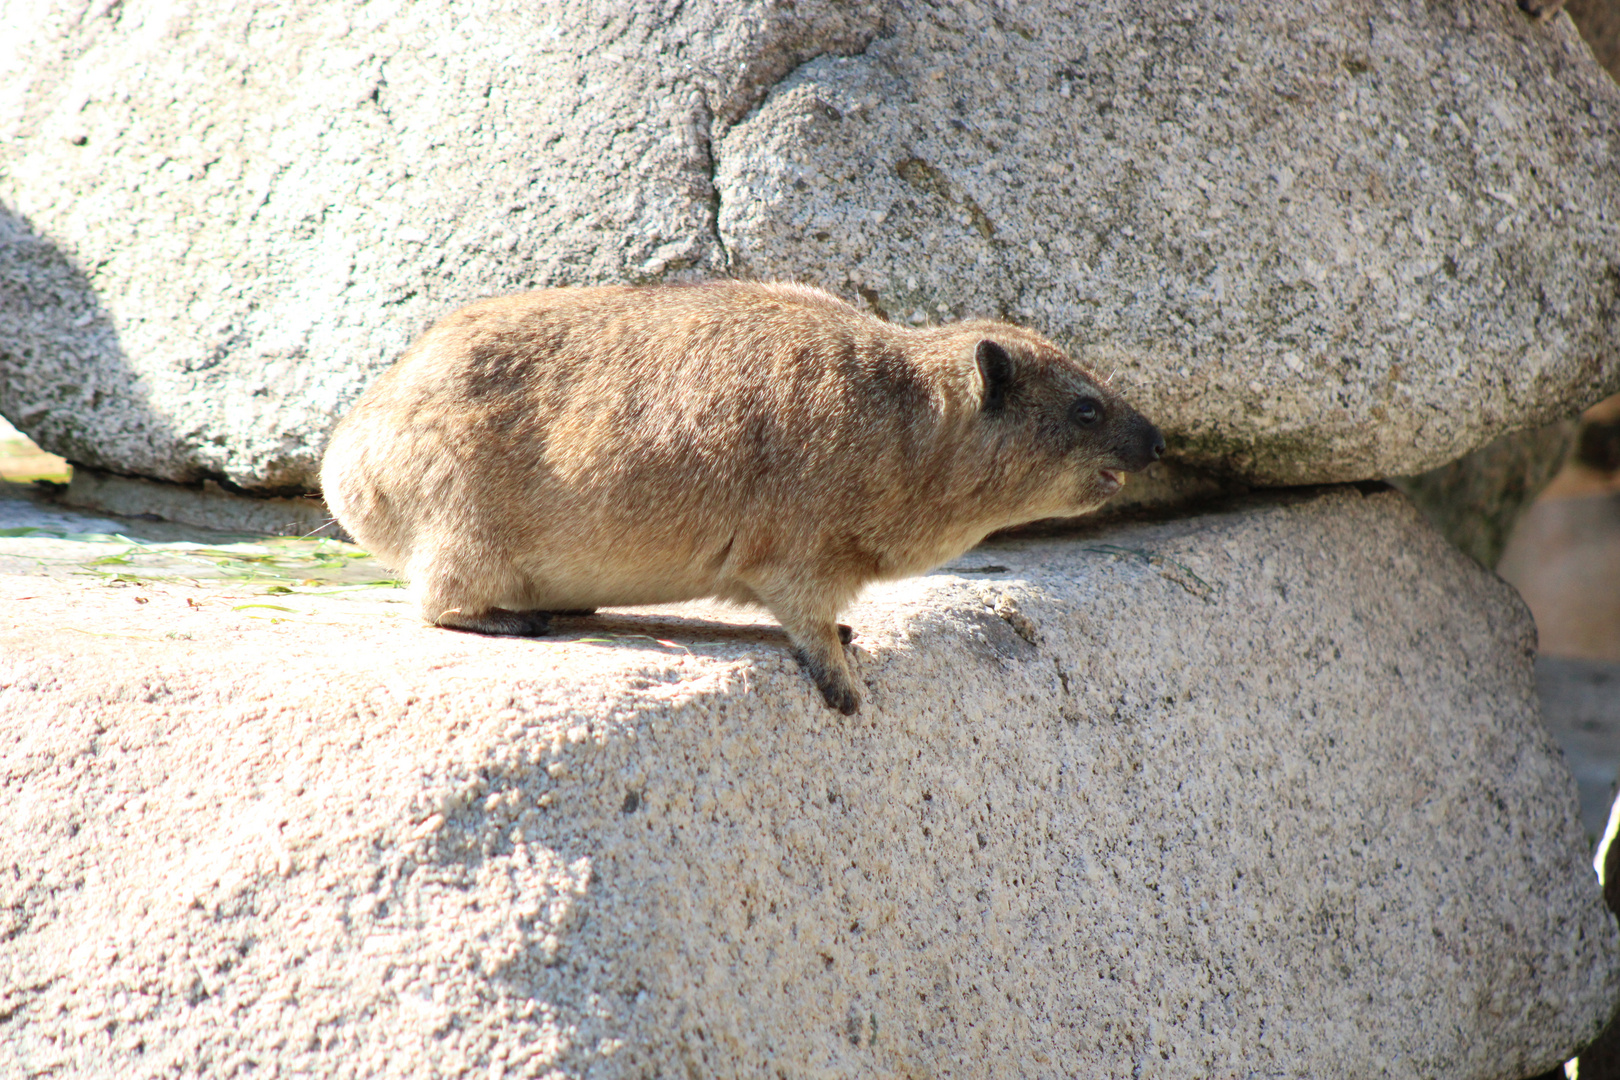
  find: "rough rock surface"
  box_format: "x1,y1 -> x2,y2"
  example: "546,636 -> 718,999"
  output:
1,483 -> 1613,1078
4,1 -> 1620,491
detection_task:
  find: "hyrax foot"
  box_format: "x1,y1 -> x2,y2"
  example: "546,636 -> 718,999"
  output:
434,606 -> 554,636
837,623 -> 855,645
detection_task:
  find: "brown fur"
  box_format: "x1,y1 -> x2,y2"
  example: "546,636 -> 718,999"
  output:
320,281 -> 1162,713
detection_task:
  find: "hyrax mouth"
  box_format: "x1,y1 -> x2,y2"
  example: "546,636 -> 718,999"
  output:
1097,468 -> 1123,496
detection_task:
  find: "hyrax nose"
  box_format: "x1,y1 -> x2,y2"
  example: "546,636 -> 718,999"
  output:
1115,419 -> 1165,472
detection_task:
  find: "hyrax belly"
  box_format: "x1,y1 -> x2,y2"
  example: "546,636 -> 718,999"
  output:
320,280 -> 1164,714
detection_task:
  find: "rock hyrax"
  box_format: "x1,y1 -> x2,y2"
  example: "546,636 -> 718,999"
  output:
320,281 -> 1163,714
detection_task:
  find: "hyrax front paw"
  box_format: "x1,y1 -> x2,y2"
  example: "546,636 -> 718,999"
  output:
818,668 -> 862,715
764,598 -> 862,713
789,633 -> 862,715
800,660 -> 861,718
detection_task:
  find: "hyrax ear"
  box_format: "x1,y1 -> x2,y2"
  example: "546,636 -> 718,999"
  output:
976,339 -> 1014,414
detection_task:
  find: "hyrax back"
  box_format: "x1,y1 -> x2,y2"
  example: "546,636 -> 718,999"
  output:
321,281 -> 1163,713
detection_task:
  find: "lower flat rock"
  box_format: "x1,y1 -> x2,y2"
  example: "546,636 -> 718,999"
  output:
0,486 -> 1612,1078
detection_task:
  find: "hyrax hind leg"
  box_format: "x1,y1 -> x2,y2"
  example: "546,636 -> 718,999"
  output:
435,606 -> 555,636
410,550 -> 554,637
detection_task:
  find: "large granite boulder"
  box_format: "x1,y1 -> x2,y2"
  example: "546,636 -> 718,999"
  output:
0,484 -> 1612,1077
3,1 -> 1619,492
0,1 -> 882,490
714,1 -> 1620,484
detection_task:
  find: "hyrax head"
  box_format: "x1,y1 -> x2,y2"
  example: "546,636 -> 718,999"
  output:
947,321 -> 1164,520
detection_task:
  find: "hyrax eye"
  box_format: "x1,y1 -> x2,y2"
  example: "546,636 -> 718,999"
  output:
1071,396 -> 1104,426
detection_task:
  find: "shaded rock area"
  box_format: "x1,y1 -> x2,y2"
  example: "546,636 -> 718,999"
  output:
0,482 -> 1613,1079
1392,419 -> 1576,569
63,466 -> 336,538
1566,0 -> 1620,81
2,0 -> 1619,491
1558,659 -> 1620,1080
1537,655 -> 1620,843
